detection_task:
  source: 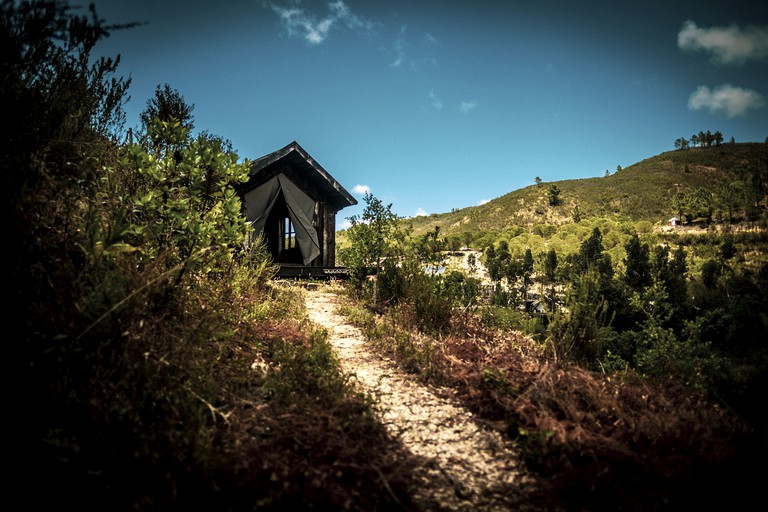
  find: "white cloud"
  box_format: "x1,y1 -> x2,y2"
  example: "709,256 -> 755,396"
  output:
415,207 -> 428,217
459,100 -> 477,113
390,25 -> 438,69
423,33 -> 438,46
270,1 -> 374,45
352,184 -> 370,195
478,198 -> 490,205
688,84 -> 766,118
427,90 -> 442,111
390,25 -> 407,67
678,20 -> 768,64
338,219 -> 352,230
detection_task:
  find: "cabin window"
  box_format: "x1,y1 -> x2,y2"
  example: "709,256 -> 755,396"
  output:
282,217 -> 296,250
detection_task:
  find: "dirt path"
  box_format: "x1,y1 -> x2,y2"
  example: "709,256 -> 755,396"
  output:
304,287 -> 538,512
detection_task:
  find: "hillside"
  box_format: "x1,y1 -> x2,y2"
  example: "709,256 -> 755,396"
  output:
397,142 -> 767,241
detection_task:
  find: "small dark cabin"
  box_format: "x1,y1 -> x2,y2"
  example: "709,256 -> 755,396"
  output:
240,141 -> 357,278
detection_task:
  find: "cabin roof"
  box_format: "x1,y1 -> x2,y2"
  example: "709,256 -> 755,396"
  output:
246,141 -> 357,211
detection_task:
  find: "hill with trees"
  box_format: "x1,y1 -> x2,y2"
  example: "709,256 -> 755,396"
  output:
395,142 -> 767,248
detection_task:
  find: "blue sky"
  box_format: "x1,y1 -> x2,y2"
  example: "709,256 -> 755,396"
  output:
89,0 -> 768,228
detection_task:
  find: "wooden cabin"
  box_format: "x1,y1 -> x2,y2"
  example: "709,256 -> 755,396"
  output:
240,141 -> 357,278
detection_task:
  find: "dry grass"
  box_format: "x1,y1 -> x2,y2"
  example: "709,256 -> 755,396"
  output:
342,300 -> 766,511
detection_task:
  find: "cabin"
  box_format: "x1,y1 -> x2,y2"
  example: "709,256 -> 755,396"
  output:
239,141 -> 357,278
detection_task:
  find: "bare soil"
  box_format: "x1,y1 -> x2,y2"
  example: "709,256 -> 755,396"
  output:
304,286 -> 541,512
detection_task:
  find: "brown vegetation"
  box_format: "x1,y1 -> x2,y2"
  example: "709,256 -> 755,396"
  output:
342,300 -> 765,511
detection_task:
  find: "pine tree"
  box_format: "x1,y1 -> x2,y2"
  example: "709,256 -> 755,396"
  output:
624,233 -> 651,292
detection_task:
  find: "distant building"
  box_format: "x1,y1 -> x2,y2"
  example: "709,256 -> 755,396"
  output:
239,141 -> 357,278
669,217 -> 680,227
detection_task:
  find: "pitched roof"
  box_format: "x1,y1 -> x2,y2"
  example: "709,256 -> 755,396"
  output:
246,141 -> 357,211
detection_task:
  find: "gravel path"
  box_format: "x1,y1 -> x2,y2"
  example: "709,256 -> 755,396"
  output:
304,287 -> 538,512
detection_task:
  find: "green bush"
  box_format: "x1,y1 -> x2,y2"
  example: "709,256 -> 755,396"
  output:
408,271 -> 454,334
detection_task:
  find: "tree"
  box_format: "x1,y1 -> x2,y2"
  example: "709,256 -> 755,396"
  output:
743,160 -> 768,215
535,176 -> 543,187
415,226 -> 447,274
572,205 -> 582,223
543,249 -> 559,310
700,259 -> 722,289
484,244 -> 499,281
547,268 -> 610,364
504,257 -> 521,304
339,192 -> 403,301
140,83 -> 195,148
467,252 -> 477,274
521,248 -> 534,300
623,233 -> 651,292
572,227 -> 612,278
675,187 -> 714,223
2,0 -> 132,195
651,244 -> 689,325
4,0 -> 134,332
547,183 -> 561,206
719,235 -> 737,261
461,230 -> 473,249
716,181 -> 743,223
544,249 -> 558,283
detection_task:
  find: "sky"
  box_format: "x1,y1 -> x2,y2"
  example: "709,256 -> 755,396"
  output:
87,0 -> 768,228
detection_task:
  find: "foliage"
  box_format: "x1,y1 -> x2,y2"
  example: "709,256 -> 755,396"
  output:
676,187 -> 714,223
623,232 -> 651,292
124,120 -> 253,283
567,226 -> 613,278
341,195 -> 481,334
339,191 -> 407,300
8,2 -> 418,509
139,82 -> 195,147
546,183 -> 561,206
546,269 -> 611,364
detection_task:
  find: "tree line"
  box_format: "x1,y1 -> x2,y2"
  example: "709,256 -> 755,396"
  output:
674,130 -> 731,150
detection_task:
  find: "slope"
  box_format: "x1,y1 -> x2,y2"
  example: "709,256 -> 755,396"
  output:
402,142 -> 767,240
